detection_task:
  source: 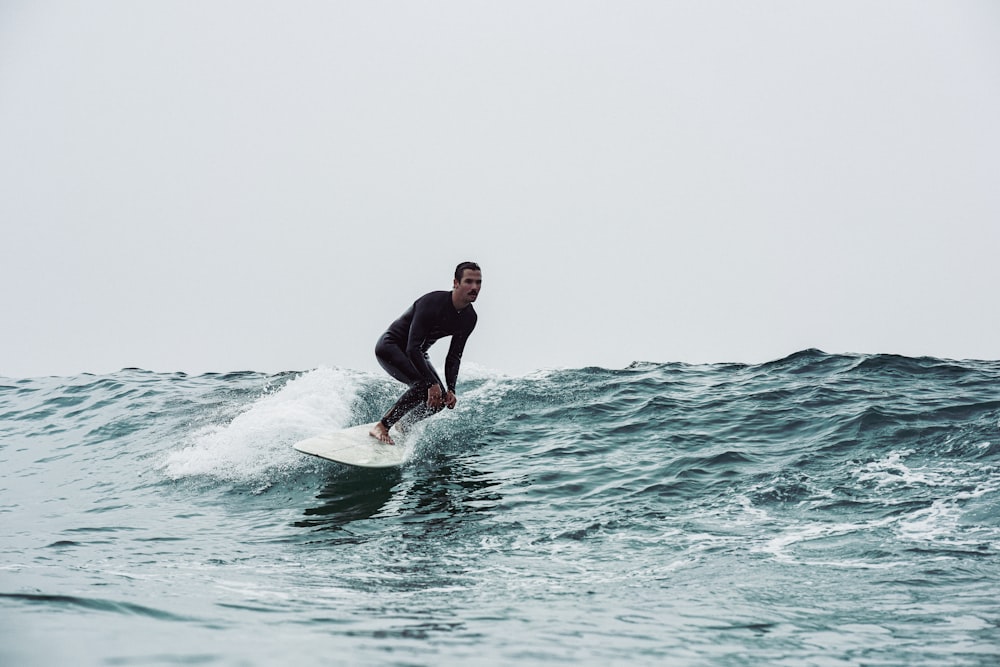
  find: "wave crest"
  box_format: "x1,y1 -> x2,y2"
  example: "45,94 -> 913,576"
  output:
162,367 -> 362,489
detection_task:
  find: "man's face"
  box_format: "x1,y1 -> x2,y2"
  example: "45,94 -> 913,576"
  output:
453,269 -> 482,307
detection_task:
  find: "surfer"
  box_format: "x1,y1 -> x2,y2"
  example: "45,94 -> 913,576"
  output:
369,262 -> 481,445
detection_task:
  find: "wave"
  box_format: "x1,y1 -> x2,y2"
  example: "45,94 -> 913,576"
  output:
3,349 -> 998,666
3,350 -> 998,497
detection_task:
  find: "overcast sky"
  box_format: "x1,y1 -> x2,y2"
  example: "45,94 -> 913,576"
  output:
2,1 -> 998,378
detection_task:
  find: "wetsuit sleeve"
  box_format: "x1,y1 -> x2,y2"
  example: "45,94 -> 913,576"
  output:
404,296 -> 445,386
444,316 -> 476,392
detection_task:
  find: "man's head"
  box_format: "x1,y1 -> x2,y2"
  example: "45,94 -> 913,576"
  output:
454,261 -> 481,282
452,261 -> 482,309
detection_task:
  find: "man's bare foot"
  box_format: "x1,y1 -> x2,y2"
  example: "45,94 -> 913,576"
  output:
369,421 -> 395,445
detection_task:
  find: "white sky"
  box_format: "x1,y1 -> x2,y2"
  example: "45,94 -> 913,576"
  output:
2,1 -> 999,378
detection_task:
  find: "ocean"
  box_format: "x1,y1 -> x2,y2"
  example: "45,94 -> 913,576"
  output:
2,349 -> 999,666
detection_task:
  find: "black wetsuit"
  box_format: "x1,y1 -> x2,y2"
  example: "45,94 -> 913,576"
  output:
375,290 -> 477,429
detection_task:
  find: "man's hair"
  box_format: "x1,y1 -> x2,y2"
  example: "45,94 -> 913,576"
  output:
454,261 -> 481,282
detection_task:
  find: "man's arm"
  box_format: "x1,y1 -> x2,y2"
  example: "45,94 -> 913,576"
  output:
443,312 -> 476,407
444,332 -> 470,392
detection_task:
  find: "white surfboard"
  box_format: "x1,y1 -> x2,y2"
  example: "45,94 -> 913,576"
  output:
293,422 -> 407,468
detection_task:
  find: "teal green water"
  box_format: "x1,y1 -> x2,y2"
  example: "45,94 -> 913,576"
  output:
2,350 -> 999,665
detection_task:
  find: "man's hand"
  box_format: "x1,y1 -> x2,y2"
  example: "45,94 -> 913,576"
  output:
444,390 -> 457,409
427,384 -> 443,409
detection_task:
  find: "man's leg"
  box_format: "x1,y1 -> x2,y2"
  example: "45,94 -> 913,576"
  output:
371,337 -> 443,444
379,380 -> 443,430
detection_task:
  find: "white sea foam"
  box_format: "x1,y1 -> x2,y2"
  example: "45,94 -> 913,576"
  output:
162,367 -> 362,487
856,450 -> 944,488
753,512 -> 906,568
895,498 -> 962,543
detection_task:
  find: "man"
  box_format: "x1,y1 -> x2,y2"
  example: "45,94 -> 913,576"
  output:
369,262 -> 482,445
